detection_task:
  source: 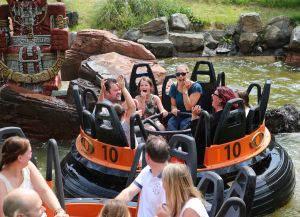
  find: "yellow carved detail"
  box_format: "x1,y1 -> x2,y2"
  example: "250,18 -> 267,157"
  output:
0,52 -> 65,83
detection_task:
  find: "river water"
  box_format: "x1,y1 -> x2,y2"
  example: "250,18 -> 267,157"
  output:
32,56 -> 300,216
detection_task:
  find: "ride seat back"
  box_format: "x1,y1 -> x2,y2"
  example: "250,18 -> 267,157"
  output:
94,102 -> 129,147
72,85 -> 85,122
197,171 -> 224,217
259,80 -> 271,124
246,83 -> 262,105
193,110 -> 211,166
82,109 -> 96,138
82,88 -> 98,113
161,74 -> 176,112
169,135 -> 198,184
129,63 -> 158,98
0,127 -> 35,165
225,166 -> 256,217
191,61 -> 217,113
216,71 -> 226,87
215,197 -> 246,217
246,105 -> 260,134
213,98 -> 246,145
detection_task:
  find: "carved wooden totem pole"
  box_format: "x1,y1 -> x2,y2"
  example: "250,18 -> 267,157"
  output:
0,0 -> 69,95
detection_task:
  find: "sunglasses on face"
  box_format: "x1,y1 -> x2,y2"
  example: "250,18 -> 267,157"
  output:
212,93 -> 220,98
175,72 -> 187,77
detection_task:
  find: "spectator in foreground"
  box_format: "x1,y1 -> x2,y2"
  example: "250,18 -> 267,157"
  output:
98,199 -> 131,217
3,188 -> 46,217
115,135 -> 169,217
0,136 -> 68,217
156,163 -> 209,217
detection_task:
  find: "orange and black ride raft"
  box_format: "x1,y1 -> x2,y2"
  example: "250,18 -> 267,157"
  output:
61,62 -> 295,216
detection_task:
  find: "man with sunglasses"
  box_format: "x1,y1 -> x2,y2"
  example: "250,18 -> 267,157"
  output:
167,64 -> 202,131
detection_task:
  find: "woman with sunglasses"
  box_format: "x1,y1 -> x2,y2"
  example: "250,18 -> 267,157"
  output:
191,86 -> 237,145
167,64 -> 202,131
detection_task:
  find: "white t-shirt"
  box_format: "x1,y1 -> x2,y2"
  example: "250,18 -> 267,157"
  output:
179,197 -> 209,217
134,165 -> 166,217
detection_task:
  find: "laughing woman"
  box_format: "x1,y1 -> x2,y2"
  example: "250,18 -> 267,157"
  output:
167,64 -> 202,131
135,77 -> 168,131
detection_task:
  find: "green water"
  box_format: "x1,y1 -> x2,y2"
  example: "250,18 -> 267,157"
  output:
33,57 -> 300,216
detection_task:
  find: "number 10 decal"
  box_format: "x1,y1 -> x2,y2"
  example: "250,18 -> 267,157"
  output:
102,145 -> 119,162
224,142 -> 241,160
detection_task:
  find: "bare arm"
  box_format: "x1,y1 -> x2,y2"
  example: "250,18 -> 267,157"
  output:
98,79 -> 106,102
154,95 -> 168,117
115,182 -> 140,203
170,97 -> 178,116
182,81 -> 201,111
0,182 -> 7,217
182,208 -> 201,217
117,75 -> 136,122
28,162 -> 68,216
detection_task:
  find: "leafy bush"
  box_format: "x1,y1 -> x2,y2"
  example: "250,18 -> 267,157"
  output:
290,15 -> 300,25
94,0 -> 206,32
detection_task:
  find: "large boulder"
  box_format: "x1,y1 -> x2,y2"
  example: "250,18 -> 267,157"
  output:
239,32 -> 258,54
289,26 -> 300,51
169,13 -> 192,32
61,29 -> 155,81
78,52 -> 167,92
139,17 -> 169,36
169,32 -> 205,52
122,28 -> 143,42
263,16 -> 293,49
237,13 -> 263,34
138,35 -> 174,58
265,104 -> 300,134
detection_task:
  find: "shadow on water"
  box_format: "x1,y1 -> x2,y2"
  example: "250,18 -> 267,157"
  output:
30,57 -> 299,216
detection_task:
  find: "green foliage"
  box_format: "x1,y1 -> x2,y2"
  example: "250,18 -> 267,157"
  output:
94,0 -> 206,32
221,35 -> 233,44
222,0 -> 300,8
290,15 -> 300,25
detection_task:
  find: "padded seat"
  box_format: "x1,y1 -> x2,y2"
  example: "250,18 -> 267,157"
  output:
213,98 -> 246,145
191,61 -> 217,113
94,102 -> 129,147
129,63 -> 158,98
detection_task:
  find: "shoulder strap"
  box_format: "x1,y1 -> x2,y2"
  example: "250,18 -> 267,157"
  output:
0,173 -> 13,192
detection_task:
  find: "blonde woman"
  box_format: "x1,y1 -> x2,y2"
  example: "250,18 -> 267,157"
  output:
156,163 -> 209,217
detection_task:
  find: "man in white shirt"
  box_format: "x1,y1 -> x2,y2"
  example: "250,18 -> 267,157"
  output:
116,135 -> 169,217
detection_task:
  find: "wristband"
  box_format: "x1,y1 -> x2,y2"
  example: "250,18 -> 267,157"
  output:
55,208 -> 66,215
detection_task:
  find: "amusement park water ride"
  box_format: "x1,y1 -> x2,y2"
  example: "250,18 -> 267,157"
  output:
59,61 -> 295,216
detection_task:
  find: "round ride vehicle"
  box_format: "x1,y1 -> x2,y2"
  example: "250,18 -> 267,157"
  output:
0,126 -> 250,217
60,61 -> 295,216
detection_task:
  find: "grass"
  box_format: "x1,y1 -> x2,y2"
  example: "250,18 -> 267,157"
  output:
181,0 -> 300,27
0,0 -> 300,32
